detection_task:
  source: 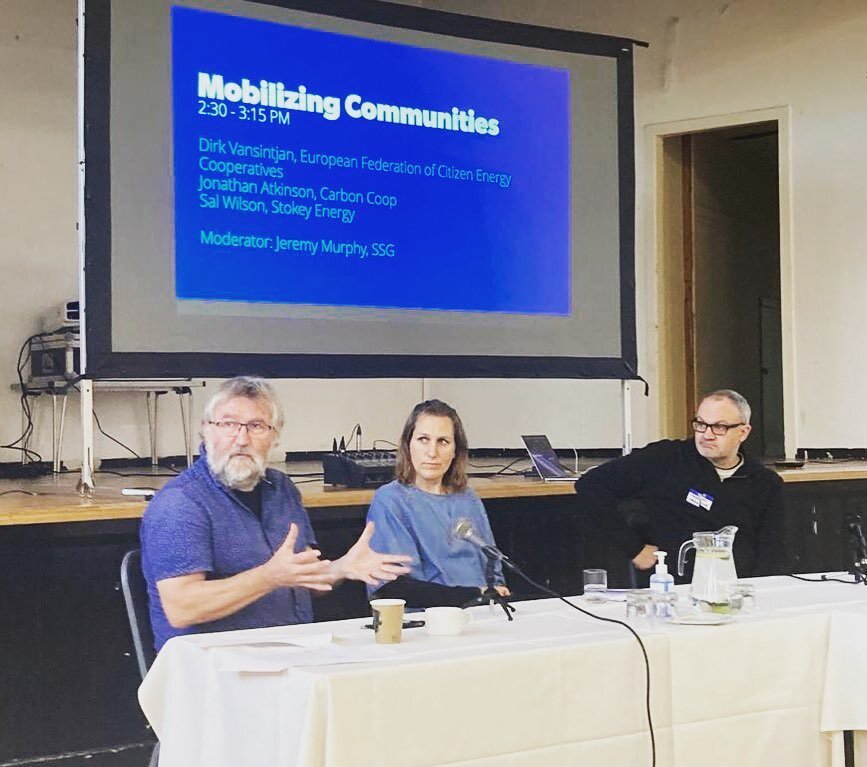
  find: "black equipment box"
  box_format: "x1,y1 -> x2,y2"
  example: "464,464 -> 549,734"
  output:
322,451 -> 396,488
29,332 -> 80,385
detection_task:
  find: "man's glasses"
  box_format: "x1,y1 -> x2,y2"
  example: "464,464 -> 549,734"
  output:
208,420 -> 274,436
691,419 -> 745,436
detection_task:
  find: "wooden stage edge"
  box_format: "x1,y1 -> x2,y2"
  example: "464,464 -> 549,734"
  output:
1,459 -> 866,527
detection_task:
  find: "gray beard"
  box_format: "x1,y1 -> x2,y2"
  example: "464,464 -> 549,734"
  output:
206,442 -> 267,492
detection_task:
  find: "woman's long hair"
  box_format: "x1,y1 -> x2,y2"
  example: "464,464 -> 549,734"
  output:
395,399 -> 468,492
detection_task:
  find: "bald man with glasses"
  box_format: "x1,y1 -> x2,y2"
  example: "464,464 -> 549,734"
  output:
575,389 -> 788,584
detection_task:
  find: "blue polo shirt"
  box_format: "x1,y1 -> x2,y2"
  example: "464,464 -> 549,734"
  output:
141,450 -> 316,651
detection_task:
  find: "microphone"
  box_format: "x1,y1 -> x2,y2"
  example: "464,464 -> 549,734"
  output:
452,518 -> 518,621
452,518 -> 512,564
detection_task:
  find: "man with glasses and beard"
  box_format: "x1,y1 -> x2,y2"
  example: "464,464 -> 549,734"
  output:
575,389 -> 788,584
141,376 -> 410,652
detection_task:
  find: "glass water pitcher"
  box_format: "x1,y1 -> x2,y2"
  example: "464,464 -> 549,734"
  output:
677,526 -> 739,609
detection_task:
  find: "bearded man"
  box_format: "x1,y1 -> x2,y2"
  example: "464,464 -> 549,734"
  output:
140,376 -> 410,652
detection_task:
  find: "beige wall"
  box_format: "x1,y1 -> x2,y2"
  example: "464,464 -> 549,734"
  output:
1,0 -> 864,466
423,0 -> 867,449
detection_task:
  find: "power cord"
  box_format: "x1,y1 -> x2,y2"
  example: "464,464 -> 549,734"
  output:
787,573 -> 862,585
342,423 -> 362,450
467,456 -> 529,476
1,329 -> 67,463
372,439 -> 398,450
72,383 -> 184,474
91,408 -> 142,460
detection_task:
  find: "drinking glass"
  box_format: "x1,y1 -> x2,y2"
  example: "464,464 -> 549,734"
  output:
730,582 -> 757,612
582,568 -> 608,601
625,590 -> 656,623
650,590 -> 678,618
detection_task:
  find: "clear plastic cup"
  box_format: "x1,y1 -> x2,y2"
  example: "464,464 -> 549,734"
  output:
582,569 -> 608,602
730,582 -> 757,612
625,590 -> 656,624
650,590 -> 678,618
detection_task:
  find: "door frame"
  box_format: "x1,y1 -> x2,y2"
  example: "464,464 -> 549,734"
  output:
644,106 -> 796,458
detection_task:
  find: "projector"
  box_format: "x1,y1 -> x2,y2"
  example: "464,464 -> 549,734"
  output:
42,300 -> 80,333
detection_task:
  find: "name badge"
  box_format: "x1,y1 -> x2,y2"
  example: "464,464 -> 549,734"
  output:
686,489 -> 714,510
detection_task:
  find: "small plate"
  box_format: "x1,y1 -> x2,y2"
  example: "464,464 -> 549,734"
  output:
666,612 -> 733,626
582,588 -> 631,603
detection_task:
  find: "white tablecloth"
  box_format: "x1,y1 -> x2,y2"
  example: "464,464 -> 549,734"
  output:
139,576 -> 867,767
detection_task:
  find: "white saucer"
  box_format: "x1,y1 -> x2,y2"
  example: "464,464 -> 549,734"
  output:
666,612 -> 733,626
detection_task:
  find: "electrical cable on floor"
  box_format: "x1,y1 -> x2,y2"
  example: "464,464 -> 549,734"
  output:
94,469 -> 180,478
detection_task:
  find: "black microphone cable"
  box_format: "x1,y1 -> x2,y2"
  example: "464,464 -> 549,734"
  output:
452,518 -> 655,766
500,559 -> 656,767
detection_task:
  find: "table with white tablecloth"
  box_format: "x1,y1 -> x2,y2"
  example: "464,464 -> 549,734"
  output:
139,576 -> 867,767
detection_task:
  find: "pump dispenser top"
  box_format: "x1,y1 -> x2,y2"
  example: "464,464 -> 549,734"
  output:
650,550 -> 674,597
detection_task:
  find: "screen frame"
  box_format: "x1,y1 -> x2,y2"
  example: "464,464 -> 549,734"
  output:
82,0 -> 640,379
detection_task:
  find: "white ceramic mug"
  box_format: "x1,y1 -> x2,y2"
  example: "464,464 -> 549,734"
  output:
424,607 -> 473,637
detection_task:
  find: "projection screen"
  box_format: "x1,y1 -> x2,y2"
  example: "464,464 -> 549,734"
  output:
82,0 -> 639,378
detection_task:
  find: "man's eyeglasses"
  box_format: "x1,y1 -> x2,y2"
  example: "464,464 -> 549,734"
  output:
208,420 -> 274,436
691,419 -> 745,436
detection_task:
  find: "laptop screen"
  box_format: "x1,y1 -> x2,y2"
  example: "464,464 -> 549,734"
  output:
521,435 -> 579,480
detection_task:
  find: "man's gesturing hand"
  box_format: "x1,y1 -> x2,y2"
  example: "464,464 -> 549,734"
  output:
263,523 -> 335,591
332,521 -> 412,586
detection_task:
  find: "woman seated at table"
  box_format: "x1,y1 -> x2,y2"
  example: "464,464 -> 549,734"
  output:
367,399 -> 510,607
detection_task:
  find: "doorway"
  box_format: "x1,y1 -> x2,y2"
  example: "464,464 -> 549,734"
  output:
657,120 -> 784,457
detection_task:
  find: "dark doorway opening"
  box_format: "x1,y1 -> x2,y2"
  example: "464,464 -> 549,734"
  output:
659,121 -> 783,457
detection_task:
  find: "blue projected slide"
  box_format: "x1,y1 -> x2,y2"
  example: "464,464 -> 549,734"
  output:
172,7 -> 571,315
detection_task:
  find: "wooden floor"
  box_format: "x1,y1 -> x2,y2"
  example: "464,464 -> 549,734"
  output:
1,456 -> 865,527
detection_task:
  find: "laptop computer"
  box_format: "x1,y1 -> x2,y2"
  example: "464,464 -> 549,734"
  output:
521,435 -> 581,482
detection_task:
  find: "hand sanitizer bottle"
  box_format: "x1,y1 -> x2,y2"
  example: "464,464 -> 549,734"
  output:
649,550 -> 674,617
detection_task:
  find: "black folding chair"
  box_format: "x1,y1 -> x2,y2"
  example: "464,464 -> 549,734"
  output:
120,549 -> 159,767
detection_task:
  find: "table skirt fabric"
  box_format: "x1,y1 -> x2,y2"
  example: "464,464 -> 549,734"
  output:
140,576 -> 867,767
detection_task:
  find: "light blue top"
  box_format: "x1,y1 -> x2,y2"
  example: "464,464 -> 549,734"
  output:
366,480 -> 505,590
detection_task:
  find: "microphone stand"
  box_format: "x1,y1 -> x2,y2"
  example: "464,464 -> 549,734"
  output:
845,514 -> 867,585
482,555 -> 515,621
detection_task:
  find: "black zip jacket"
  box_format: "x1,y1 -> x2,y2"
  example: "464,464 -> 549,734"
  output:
574,438 -> 789,582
